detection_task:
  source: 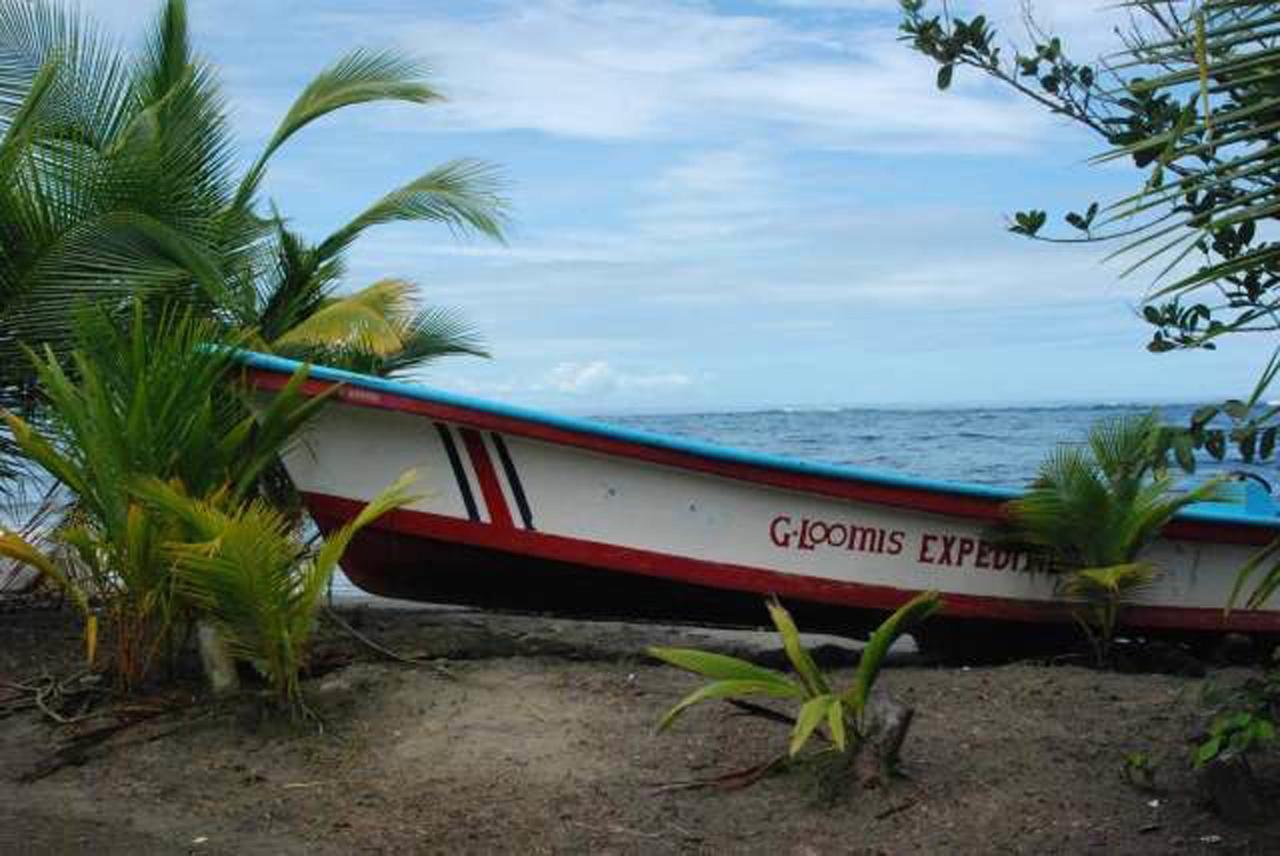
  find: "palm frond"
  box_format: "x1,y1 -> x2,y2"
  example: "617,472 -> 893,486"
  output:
0,0 -> 127,139
317,159 -> 508,259
766,597 -> 829,696
377,304 -> 489,376
134,0 -> 191,108
1087,412 -> 1159,488
1004,413 -> 1189,571
1060,563 -> 1160,603
271,278 -> 414,357
269,279 -> 488,376
234,49 -> 442,210
844,590 -> 941,715
146,470 -> 417,707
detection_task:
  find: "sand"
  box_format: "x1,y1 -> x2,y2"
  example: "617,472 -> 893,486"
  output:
2,603 -> 1279,854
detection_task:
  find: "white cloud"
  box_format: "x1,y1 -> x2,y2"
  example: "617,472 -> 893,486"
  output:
299,0 -> 1057,153
546,360 -> 617,394
90,0 -> 1136,153
634,146 -> 792,243
538,361 -> 693,395
760,1 -> 900,8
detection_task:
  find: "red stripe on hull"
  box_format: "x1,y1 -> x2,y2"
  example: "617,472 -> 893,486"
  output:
304,492 -> 1280,634
460,428 -> 514,529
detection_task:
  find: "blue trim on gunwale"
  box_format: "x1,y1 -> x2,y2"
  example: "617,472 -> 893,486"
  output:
237,351 -> 1280,531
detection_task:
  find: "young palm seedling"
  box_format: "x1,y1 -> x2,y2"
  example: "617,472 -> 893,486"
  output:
135,471 -> 420,716
0,304 -> 334,690
1003,413 -> 1223,666
649,591 -> 941,795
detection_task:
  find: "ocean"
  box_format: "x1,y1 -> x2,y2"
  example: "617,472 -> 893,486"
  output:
601,402 -> 1268,489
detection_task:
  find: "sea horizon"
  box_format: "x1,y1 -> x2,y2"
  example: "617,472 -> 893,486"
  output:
582,396 -> 1231,420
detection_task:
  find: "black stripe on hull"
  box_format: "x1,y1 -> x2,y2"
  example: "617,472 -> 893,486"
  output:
491,433 -> 535,530
434,422 -> 480,522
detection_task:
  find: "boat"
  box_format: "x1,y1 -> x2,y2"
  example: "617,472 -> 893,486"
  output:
239,352 -> 1280,648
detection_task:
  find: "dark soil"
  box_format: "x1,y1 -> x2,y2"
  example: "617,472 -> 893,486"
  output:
3,603 -> 1280,854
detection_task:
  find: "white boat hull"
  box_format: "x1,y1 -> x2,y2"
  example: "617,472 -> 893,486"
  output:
243,355 -> 1280,640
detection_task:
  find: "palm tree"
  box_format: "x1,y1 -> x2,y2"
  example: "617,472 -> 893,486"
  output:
0,302 -> 335,688
1004,412 -> 1223,663
0,0 -> 507,491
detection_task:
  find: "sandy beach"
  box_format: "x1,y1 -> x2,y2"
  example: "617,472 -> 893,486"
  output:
3,601 -> 1279,855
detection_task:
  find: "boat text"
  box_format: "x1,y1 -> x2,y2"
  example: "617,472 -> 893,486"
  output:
768,514 -> 1048,572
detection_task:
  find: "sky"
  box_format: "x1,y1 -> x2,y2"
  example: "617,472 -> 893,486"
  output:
90,0 -> 1280,413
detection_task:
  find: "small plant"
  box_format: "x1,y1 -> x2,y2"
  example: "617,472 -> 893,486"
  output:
136,472 -> 418,713
1188,664 -> 1280,824
1003,413 -> 1223,665
1059,564 -> 1159,668
0,302 -> 332,689
1122,751 -> 1159,793
1195,670 -> 1280,769
649,591 -> 941,793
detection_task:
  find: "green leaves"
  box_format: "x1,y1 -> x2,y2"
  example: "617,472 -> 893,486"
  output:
646,647 -> 802,731
1009,210 -> 1046,236
657,679 -> 801,733
766,597 -> 829,696
1060,563 -> 1158,602
936,63 -> 953,90
648,646 -> 795,685
1195,707 -> 1278,768
651,593 -> 942,761
791,695 -> 839,756
1064,202 -> 1099,234
0,0 -> 508,489
1003,412 -> 1225,663
140,470 -> 416,710
1155,348 -> 1280,478
235,48 -> 442,210
2,299 -> 340,690
846,590 -> 941,715
902,1 -> 1280,355
1228,537 -> 1280,611
319,160 -> 508,257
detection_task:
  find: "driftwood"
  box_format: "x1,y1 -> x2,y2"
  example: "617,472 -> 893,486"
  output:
0,671 -> 103,724
852,690 -> 915,789
810,690 -> 915,800
19,706 -> 202,783
322,607 -> 454,678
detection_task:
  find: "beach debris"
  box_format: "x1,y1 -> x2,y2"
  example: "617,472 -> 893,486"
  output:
12,689 -> 201,784
874,800 -> 918,820
649,755 -> 787,793
322,607 -> 454,679
0,670 -> 104,725
852,691 -> 915,790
